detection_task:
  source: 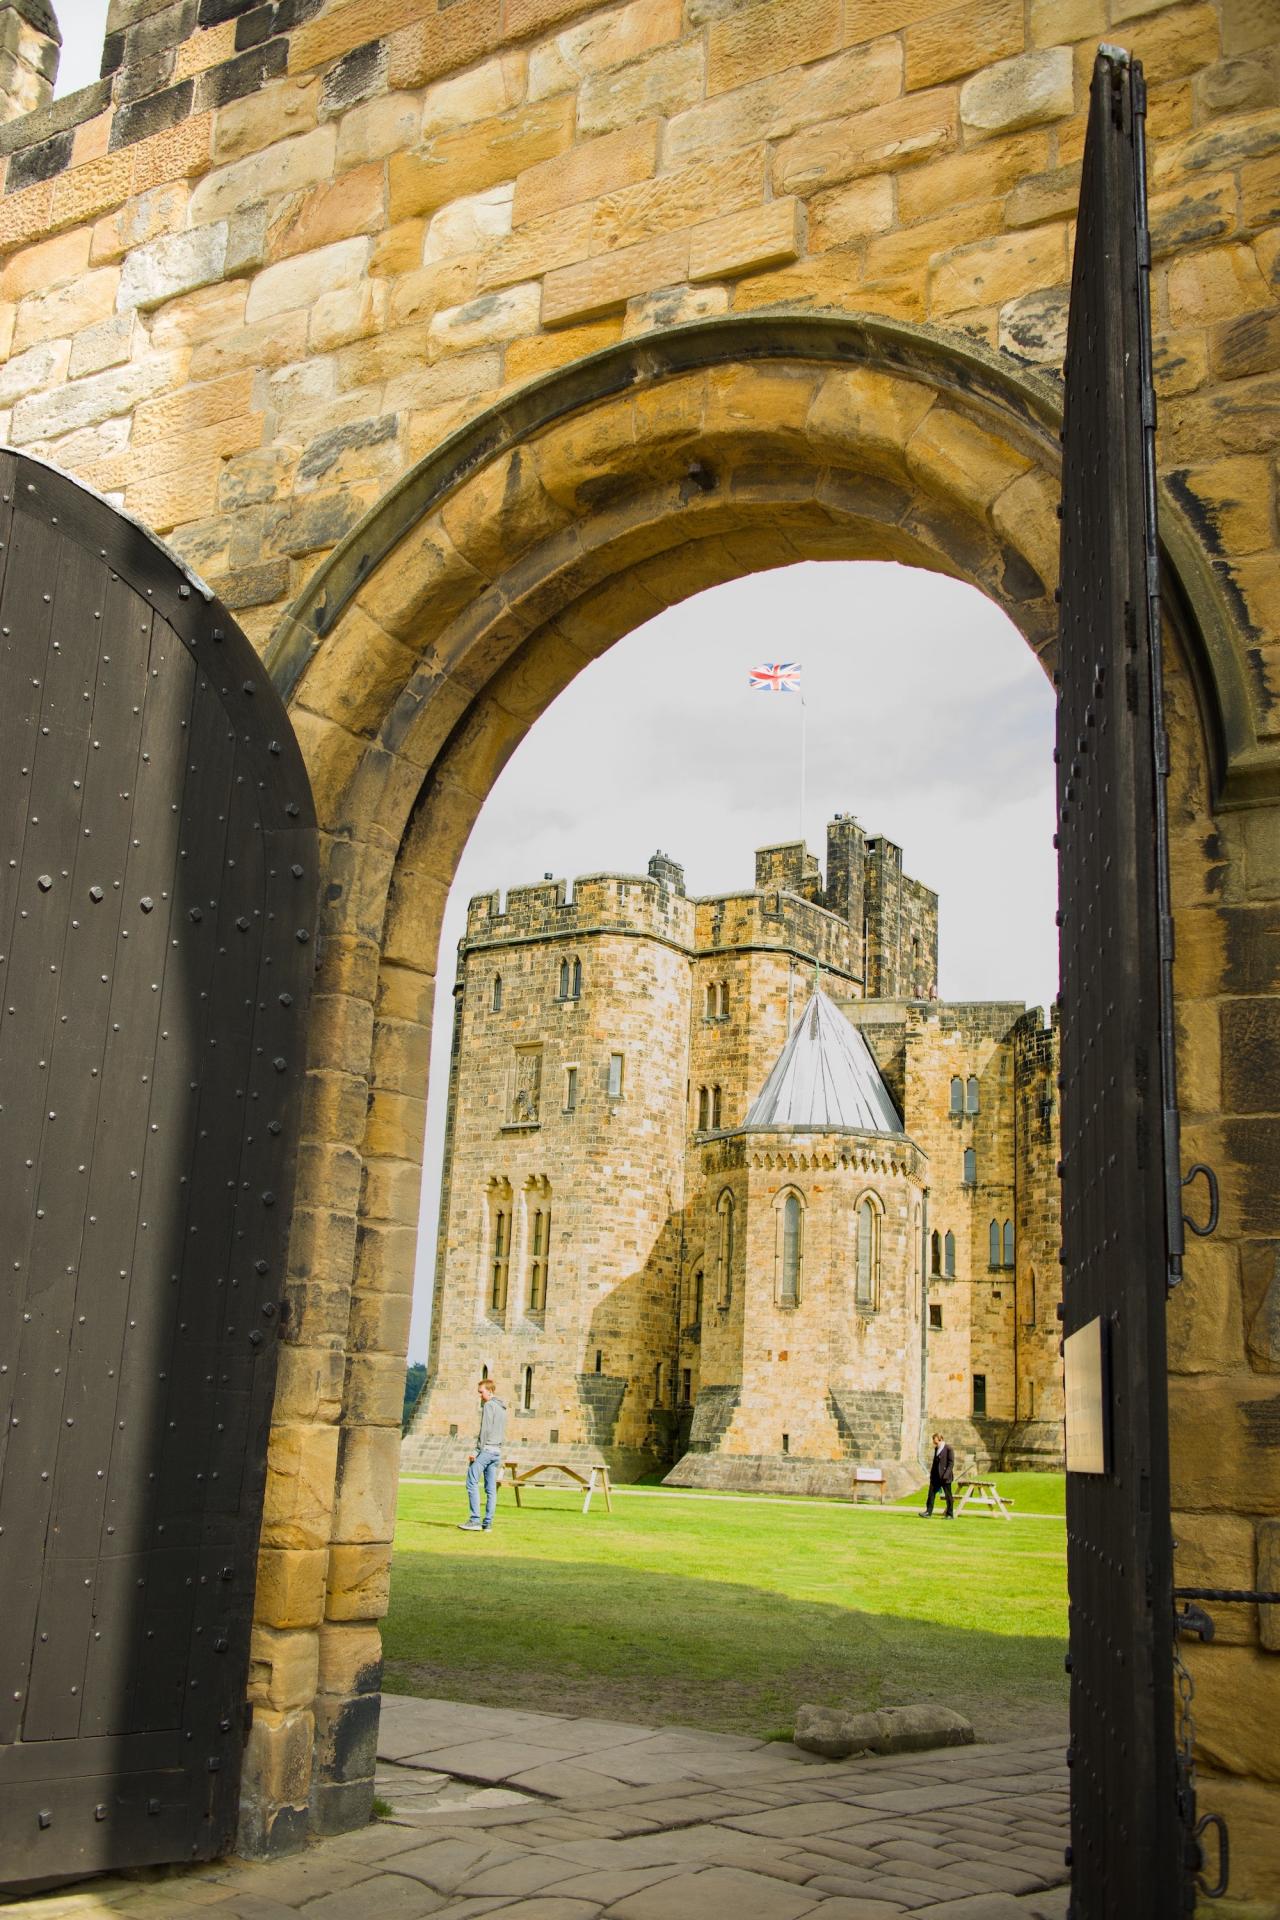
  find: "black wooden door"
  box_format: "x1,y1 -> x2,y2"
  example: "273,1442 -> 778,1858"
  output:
0,453 -> 317,1884
1058,52 -> 1189,1919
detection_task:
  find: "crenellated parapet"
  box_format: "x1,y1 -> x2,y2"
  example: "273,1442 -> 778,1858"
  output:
464,868 -> 698,951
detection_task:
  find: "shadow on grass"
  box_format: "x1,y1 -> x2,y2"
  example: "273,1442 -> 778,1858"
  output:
383,1548 -> 1068,1745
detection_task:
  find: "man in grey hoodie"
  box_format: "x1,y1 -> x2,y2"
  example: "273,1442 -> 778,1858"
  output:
459,1379 -> 508,1531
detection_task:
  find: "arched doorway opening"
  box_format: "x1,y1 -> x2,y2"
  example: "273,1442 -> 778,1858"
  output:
255,314 -> 1235,1844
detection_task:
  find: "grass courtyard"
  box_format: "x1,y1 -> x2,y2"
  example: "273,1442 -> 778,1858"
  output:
383,1476 -> 1068,1744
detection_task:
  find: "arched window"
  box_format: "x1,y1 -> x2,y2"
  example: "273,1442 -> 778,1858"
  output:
943,1230 -> 955,1278
949,1076 -> 963,1115
697,1085 -> 710,1130
989,1220 -> 1000,1269
572,956 -> 581,998
1024,1267 -> 1037,1326
963,1147 -> 976,1186
491,974 -> 502,1011
1003,1219 -> 1015,1269
711,1085 -> 722,1129
558,958 -> 570,998
780,1192 -> 803,1305
528,1206 -> 550,1312
654,1360 -> 665,1404
966,1075 -> 979,1114
720,980 -> 730,1017
930,1229 -> 942,1276
522,1364 -> 533,1411
705,982 -> 717,1019
717,1190 -> 735,1307
490,1209 -> 510,1314
693,1270 -> 704,1324
855,1196 -> 879,1309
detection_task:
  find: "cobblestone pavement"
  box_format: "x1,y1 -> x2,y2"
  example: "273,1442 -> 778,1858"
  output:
7,1697 -> 1070,1920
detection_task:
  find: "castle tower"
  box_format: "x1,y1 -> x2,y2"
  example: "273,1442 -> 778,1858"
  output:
670,987 -> 929,1498
405,817 -> 1060,1487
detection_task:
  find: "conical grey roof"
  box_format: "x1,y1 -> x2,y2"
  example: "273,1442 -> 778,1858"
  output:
745,988 -> 903,1134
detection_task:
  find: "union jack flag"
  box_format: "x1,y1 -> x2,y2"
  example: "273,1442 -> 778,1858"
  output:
749,662 -> 802,692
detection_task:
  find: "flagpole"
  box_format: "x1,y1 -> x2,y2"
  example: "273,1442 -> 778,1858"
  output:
800,693 -> 807,843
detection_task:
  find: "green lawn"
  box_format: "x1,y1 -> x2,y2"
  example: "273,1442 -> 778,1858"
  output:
384,1477 -> 1068,1743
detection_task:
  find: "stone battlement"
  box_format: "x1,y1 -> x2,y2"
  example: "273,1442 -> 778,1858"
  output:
465,869 -> 698,948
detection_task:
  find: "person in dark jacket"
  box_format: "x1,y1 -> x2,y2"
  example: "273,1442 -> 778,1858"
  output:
920,1431 -> 955,1519
459,1379 -> 508,1532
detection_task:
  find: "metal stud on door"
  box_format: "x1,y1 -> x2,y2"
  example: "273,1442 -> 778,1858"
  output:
0,454 -> 317,1886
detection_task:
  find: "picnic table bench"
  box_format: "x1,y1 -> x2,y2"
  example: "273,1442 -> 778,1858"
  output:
504,1459 -> 613,1513
954,1478 -> 1015,1519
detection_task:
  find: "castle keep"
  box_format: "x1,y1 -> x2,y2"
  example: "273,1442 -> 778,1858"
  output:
405,815 -> 1064,1490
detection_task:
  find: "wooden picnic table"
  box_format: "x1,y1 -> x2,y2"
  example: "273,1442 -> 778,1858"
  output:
504,1459 -> 613,1514
954,1478 -> 1015,1519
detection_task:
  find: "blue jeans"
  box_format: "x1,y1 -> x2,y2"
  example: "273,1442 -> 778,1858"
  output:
466,1447 -> 502,1526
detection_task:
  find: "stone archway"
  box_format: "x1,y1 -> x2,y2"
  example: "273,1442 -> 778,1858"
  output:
242,311 -> 1259,1861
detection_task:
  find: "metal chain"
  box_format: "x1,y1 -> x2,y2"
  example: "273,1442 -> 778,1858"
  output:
1173,1631 -> 1197,1775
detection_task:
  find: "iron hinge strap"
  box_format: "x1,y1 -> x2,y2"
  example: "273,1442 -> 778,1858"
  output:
1174,1587 -> 1280,1603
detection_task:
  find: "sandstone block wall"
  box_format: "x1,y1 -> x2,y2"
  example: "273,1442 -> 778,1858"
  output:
0,0 -> 1273,1893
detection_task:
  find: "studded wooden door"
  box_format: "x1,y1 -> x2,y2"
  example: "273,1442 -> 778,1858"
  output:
0,453 -> 317,1885
1058,52 -> 1189,1919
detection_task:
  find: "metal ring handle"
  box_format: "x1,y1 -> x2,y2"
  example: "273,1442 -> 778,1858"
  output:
1182,1163 -> 1219,1237
1194,1810 -> 1229,1898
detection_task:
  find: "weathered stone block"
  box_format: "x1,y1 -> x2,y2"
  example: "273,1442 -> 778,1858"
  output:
237,1706 -> 315,1858
1167,1239 -> 1244,1374
773,84 -> 958,196
428,280 -> 541,354
0,224 -> 89,303
421,49 -> 527,138
248,1626 -> 321,1712
10,350 -> 181,445
959,45 -> 1074,138
513,117 -> 656,227
349,1287 -> 414,1359
189,123 -> 335,223
270,1346 -> 347,1429
212,73 -> 319,162
795,1701 -> 974,1757
689,196 -> 802,282
244,235 -> 369,323
577,36 -> 703,136
1185,1641 -> 1280,1782
13,265 -> 119,353
255,1547 -> 329,1629
668,38 -> 902,169
904,0 -> 1023,92
325,1542 -> 393,1622
528,0 -> 680,101
387,95 -> 574,222
542,229 -> 688,327
708,0 -> 840,97
317,1622 -> 383,1699
929,222 -> 1069,316
360,1155 -> 424,1230
313,1689 -> 381,1785
1167,241 -> 1272,328
333,1423 -> 403,1539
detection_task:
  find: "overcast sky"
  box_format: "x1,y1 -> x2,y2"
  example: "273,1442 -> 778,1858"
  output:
45,10 -> 1059,1366
54,0 -> 109,95
408,561 -> 1059,1360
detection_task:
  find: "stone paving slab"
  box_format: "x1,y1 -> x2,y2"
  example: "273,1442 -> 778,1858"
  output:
7,1696 -> 1068,1919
